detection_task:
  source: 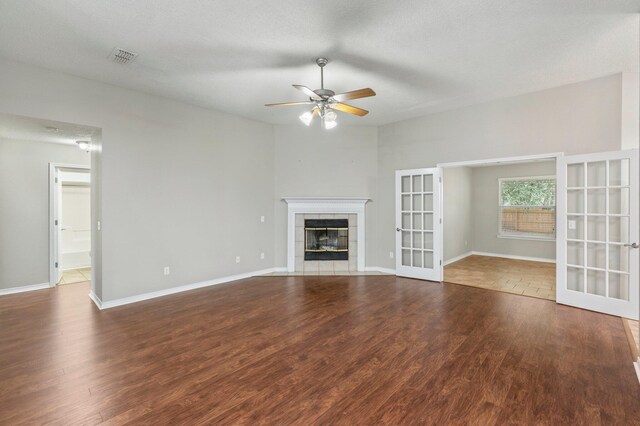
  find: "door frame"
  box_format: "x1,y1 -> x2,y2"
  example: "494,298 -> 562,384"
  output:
49,163 -> 91,287
436,152 -> 563,283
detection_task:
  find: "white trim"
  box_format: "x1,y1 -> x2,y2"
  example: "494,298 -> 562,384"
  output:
437,152 -> 563,169
634,358 -> 640,385
49,163 -> 90,289
471,251 -> 555,264
364,266 -> 397,275
283,197 -> 369,273
444,251 -> 473,266
88,290 -> 103,309
90,267 -> 283,310
0,283 -> 49,296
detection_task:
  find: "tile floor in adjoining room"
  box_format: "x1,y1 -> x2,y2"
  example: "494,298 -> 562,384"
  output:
57,267 -> 91,285
444,255 -> 555,301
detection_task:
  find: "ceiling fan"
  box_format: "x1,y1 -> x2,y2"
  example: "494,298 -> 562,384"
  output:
265,58 -> 376,129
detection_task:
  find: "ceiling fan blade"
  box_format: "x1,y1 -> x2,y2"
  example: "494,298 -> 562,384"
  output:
332,88 -> 376,102
293,84 -> 322,100
332,102 -> 369,116
264,101 -> 314,107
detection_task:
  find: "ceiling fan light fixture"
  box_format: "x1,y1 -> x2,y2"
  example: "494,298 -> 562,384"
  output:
324,118 -> 337,130
266,57 -> 375,125
323,109 -> 337,129
324,110 -> 337,122
299,111 -> 314,126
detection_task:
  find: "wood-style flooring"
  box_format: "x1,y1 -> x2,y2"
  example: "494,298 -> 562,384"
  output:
445,255 -> 556,301
1,276 -> 638,425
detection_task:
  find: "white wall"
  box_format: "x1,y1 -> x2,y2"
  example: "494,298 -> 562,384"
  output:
442,167 -> 473,262
273,124 -> 378,267
0,58 -> 635,301
0,59 -> 275,302
470,161 -> 557,260
376,74 -> 630,269
0,138 -> 90,289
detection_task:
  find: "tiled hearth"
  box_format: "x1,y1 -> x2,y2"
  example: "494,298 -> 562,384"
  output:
283,197 -> 369,274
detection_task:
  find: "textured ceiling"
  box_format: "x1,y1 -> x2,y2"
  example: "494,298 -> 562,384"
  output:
0,0 -> 638,126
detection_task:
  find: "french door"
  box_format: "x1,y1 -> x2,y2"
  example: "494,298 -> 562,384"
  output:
557,149 -> 639,319
395,168 -> 442,281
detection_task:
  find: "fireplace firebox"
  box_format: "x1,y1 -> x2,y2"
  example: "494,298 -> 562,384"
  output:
304,219 -> 348,261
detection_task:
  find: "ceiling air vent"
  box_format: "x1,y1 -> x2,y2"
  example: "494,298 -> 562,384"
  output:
109,48 -> 138,65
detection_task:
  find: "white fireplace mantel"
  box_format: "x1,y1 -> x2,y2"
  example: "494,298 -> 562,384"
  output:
283,197 -> 369,272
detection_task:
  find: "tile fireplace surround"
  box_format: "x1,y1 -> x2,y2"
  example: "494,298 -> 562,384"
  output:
283,198 -> 369,273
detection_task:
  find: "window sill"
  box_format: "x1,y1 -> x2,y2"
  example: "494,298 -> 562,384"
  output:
497,234 -> 555,242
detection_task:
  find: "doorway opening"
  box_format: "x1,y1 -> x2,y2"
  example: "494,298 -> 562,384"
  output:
438,154 -> 560,301
52,166 -> 91,286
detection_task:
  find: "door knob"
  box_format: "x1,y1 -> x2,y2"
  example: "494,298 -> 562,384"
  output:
624,242 -> 639,249
396,227 -> 401,232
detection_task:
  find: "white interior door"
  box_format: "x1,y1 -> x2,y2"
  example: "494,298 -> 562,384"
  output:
395,168 -> 442,281
557,149 -> 639,320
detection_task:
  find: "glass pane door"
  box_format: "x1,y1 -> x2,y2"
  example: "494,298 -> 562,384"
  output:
396,168 -> 441,281
558,150 -> 639,319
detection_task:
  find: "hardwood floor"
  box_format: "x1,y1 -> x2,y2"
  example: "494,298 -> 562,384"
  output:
445,255 -> 556,301
1,276 -> 638,424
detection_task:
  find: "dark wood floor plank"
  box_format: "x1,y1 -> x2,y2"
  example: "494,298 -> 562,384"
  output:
0,276 -> 639,425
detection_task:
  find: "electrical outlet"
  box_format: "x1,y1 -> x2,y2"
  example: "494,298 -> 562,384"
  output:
260,215 -> 265,223
236,256 -> 241,264
389,251 -> 394,259
163,266 -> 170,275
260,252 -> 265,260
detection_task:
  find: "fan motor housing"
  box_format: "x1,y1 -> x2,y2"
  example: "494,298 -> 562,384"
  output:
314,88 -> 335,98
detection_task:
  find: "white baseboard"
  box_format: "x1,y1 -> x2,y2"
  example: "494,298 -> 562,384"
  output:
444,251 -> 473,266
471,251 -> 555,264
88,290 -> 103,309
365,266 -> 396,275
91,267 -> 283,310
0,282 -> 50,296
635,358 -> 640,385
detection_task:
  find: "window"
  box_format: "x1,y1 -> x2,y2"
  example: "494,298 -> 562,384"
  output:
499,176 -> 556,240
